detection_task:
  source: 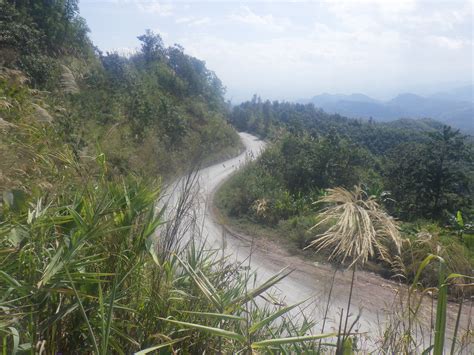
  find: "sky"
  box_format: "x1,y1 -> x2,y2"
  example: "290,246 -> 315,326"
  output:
79,0 -> 473,102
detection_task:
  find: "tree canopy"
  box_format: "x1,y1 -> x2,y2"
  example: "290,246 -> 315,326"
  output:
227,98 -> 473,222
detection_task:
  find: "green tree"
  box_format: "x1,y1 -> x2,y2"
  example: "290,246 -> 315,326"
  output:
385,126 -> 472,219
137,29 -> 164,63
427,126 -> 471,216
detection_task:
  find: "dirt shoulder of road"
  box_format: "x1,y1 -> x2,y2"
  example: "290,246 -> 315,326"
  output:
210,184 -> 472,337
211,196 -> 404,296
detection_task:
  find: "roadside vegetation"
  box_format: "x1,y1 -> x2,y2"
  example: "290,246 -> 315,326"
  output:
0,137 -> 329,353
218,98 -> 474,292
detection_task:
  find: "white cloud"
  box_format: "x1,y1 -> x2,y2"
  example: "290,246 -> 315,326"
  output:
327,0 -> 416,18
136,1 -> 173,16
428,35 -> 469,49
402,5 -> 472,33
190,17 -> 211,26
229,6 -> 291,33
322,0 -> 472,54
176,16 -> 192,24
107,0 -> 173,15
176,16 -> 211,26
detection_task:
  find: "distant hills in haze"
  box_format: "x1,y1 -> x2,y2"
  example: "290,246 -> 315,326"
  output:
299,85 -> 473,134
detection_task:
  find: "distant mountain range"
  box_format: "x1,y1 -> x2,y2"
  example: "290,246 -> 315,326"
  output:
299,85 -> 473,134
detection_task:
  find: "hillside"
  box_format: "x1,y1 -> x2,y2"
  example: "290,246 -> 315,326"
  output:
0,2 -> 240,186
228,98 -> 473,217
221,97 -> 473,294
300,89 -> 474,134
430,85 -> 474,102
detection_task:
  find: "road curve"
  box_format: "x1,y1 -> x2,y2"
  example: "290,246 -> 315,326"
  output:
165,132 -> 472,351
197,133 -> 377,332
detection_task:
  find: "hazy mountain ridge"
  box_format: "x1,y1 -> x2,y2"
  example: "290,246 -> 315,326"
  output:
300,86 -> 474,133
429,85 -> 473,102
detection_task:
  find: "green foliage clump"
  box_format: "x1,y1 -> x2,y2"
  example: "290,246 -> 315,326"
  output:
0,149 -> 323,353
396,222 -> 473,294
1,2 -> 241,181
218,132 -> 379,225
384,126 -> 473,220
0,1 -> 93,88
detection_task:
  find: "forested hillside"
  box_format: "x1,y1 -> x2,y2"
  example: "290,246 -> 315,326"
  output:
0,1 -> 240,185
219,97 -> 474,287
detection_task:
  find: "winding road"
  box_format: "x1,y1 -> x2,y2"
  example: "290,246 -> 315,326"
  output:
164,132 -> 472,351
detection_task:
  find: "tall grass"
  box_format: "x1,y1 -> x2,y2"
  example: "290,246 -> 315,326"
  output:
307,186 -> 402,267
376,253 -> 473,354
1,166 -> 162,352
307,186 -> 402,353
0,139 -> 339,353
308,186 -> 473,354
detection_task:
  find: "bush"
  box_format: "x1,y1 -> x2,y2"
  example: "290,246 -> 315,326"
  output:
397,222 -> 473,297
